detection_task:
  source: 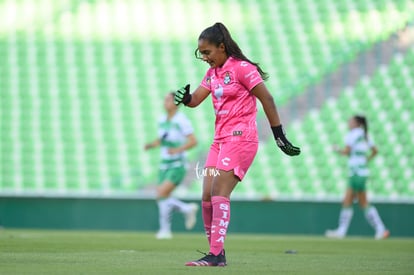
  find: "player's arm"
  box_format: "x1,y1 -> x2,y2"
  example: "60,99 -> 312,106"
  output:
333,145 -> 351,156
174,84 -> 210,107
168,134 -> 197,154
367,145 -> 378,161
252,83 -> 300,156
144,138 -> 161,150
251,83 -> 281,127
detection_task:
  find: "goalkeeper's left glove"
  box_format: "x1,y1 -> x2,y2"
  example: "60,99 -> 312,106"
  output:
271,125 -> 301,156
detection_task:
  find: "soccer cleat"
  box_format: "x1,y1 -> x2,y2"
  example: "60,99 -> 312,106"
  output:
218,249 -> 227,266
184,203 -> 199,230
375,229 -> 390,240
155,230 -> 172,240
185,250 -> 226,267
325,229 -> 345,239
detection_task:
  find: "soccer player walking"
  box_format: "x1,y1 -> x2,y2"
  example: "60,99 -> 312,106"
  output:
145,93 -> 199,239
325,115 -> 389,240
174,22 -> 300,266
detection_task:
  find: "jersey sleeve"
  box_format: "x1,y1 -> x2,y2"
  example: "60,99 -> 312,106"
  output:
178,113 -> 194,136
236,61 -> 263,91
344,131 -> 354,146
200,69 -> 213,91
158,116 -> 166,139
367,135 -> 376,148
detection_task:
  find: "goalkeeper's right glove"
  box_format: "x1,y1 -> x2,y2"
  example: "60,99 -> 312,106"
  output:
174,84 -> 191,106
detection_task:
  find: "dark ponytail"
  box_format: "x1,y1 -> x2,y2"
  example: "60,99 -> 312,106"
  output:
195,22 -> 269,81
354,115 -> 368,140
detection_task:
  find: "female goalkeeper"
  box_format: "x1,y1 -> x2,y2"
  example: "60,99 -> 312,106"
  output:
174,22 -> 300,266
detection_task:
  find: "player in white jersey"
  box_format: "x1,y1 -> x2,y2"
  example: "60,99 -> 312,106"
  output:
325,115 -> 389,240
145,93 -> 198,239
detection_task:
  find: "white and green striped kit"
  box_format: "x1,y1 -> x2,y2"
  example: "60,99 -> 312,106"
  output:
345,127 -> 375,177
158,112 -> 193,170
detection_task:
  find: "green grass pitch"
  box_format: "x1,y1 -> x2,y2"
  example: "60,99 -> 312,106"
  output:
1,229 -> 413,274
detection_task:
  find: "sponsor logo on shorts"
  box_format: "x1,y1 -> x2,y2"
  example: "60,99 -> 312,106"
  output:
221,157 -> 230,166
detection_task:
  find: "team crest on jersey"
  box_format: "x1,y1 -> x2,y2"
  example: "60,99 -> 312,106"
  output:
206,76 -> 211,85
223,72 -> 231,84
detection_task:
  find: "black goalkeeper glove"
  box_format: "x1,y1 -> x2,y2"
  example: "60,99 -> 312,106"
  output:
271,125 -> 301,156
174,84 -> 192,106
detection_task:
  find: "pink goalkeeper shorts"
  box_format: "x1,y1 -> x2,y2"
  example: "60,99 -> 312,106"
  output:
204,141 -> 259,181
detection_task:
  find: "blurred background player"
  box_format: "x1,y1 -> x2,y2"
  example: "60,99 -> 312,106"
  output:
325,115 -> 389,240
144,92 -> 199,239
174,22 -> 300,266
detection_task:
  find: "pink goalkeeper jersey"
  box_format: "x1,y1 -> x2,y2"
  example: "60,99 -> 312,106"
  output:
200,57 -> 263,142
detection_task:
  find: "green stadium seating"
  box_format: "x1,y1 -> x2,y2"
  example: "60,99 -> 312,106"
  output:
0,0 -> 413,200
243,48 -> 414,199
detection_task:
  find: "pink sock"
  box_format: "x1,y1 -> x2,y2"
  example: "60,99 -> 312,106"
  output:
202,201 -> 212,245
210,196 -> 230,256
